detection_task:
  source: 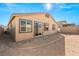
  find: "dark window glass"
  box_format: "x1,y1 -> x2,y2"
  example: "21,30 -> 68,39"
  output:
27,20 -> 32,25
21,20 -> 26,26
44,23 -> 49,31
21,27 -> 26,31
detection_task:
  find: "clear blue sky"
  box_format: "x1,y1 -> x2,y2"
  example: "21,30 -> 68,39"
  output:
0,3 -> 79,25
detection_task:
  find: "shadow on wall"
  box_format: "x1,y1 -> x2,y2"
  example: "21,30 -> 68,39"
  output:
0,27 -> 4,38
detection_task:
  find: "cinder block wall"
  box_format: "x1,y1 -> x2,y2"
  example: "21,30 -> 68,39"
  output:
60,26 -> 79,34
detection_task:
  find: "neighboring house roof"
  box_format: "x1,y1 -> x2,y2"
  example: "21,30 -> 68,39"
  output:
63,23 -> 75,25
7,12 -> 58,26
57,21 -> 67,25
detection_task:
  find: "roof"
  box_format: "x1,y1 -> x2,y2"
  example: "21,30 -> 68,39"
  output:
12,12 -> 48,15
8,12 -> 58,26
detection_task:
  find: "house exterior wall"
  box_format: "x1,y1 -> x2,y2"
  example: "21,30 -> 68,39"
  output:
8,13 -> 58,42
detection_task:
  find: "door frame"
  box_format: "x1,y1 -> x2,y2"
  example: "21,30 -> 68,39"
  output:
34,21 -> 43,37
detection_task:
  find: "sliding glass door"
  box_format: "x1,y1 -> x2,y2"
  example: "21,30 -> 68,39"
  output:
34,21 -> 43,36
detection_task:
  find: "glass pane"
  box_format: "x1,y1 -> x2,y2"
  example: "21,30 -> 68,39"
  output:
44,23 -> 49,31
38,23 -> 42,28
21,20 -> 26,26
27,20 -> 32,25
27,27 -> 31,32
20,27 -> 26,32
26,20 -> 32,32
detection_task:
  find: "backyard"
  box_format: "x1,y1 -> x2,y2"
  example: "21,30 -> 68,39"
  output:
0,33 -> 79,56
0,33 -> 65,56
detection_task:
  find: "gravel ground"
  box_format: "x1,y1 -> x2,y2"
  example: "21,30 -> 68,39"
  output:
0,33 -> 65,56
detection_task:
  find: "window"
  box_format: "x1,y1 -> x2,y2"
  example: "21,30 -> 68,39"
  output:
44,23 -> 49,31
19,19 -> 32,32
52,24 -> 55,30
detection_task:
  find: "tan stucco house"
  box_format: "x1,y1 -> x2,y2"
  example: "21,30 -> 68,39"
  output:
8,13 -> 58,42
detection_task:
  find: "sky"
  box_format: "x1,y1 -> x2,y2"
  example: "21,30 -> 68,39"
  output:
0,3 -> 79,26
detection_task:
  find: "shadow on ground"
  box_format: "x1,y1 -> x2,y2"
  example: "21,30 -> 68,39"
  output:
0,33 -> 65,56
